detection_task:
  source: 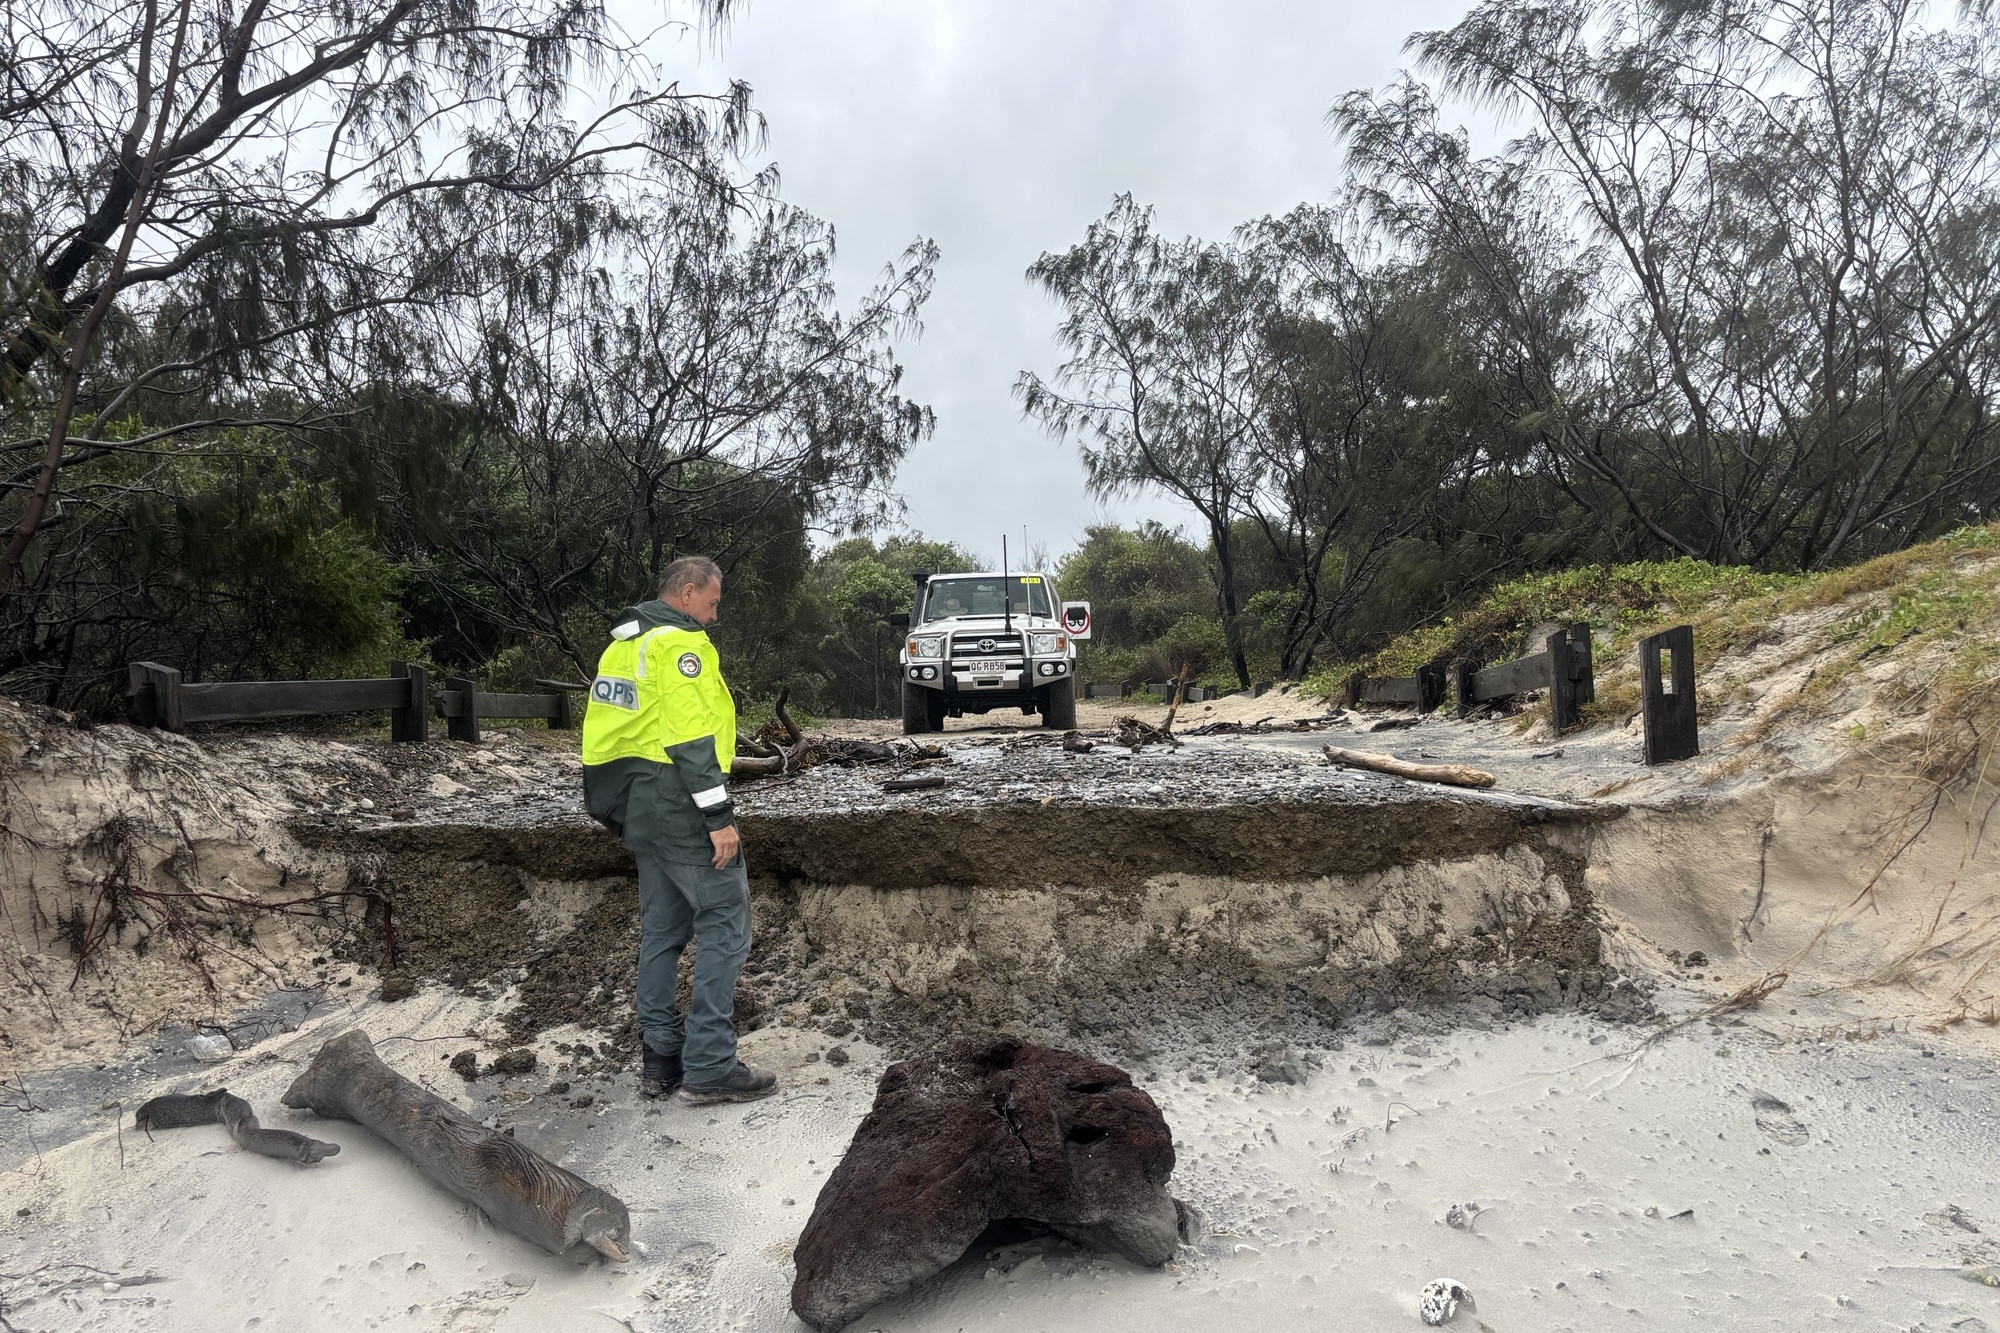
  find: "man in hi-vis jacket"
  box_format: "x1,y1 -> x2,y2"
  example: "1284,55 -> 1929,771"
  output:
581,555 -> 777,1105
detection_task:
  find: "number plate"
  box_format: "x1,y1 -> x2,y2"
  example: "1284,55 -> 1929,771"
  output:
963,658 -> 1009,674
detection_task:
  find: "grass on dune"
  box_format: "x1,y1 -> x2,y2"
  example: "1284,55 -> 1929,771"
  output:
1303,523 -> 2000,779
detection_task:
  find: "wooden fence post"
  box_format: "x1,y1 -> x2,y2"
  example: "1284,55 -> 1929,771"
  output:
544,683 -> 576,730
389,661 -> 429,743
1416,664 -> 1447,714
1567,622 -> 1595,706
1639,624 -> 1698,764
127,661 -> 184,731
1451,660 -> 1475,717
444,677 -> 481,743
1548,630 -> 1578,730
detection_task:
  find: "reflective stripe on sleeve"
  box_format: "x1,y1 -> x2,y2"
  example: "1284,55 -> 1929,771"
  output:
689,785 -> 729,809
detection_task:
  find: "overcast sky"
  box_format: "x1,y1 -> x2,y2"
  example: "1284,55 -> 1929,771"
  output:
659,1 -> 1477,565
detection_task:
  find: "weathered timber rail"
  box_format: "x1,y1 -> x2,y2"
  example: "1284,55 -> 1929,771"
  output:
1342,663 -> 1448,713
126,660 -> 576,742
1342,623 -> 1595,727
1454,623 -> 1595,728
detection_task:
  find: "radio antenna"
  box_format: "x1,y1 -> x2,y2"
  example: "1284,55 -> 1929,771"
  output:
1001,534 -> 1012,635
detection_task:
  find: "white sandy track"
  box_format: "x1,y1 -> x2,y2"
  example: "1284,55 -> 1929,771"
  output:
7,997 -> 2000,1332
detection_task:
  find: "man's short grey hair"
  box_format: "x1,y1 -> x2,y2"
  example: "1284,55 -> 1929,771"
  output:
659,554 -> 722,599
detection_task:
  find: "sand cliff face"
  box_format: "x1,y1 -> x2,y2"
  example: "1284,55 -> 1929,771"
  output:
1587,764 -> 2000,1029
4,539 -> 1995,1076
1,694 -> 1622,1075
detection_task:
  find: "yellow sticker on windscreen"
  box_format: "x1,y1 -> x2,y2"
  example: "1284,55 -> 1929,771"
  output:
1019,576 -> 1042,583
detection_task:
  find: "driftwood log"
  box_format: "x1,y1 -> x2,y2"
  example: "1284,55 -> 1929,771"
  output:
134,1088 -> 340,1164
1321,744 -> 1496,789
281,1029 -> 631,1263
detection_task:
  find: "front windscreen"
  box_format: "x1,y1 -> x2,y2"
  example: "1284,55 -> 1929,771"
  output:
922,576 -> 1054,620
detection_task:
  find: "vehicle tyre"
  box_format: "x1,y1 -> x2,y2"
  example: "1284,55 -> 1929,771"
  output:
902,681 -> 935,734
1041,676 -> 1077,729
926,689 -> 948,730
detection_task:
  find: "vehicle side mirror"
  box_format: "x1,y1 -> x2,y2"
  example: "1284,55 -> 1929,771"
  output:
887,612 -> 910,628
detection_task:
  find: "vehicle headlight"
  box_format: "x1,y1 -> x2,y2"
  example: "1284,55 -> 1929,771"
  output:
1028,632 -> 1066,655
908,635 -> 945,660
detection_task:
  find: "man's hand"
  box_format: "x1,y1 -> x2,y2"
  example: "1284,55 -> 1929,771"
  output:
709,823 -> 741,869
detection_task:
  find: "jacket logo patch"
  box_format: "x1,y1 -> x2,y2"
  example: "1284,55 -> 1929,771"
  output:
677,651 -> 703,678
591,675 -> 639,710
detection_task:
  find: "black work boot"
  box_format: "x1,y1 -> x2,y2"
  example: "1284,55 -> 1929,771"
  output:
676,1061 -> 778,1105
640,1044 -> 684,1099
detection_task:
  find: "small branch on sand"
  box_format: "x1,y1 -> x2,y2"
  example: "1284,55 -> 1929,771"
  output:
881,774 -> 950,793
1321,745 -> 1496,789
1161,664 -> 1192,734
0,1073 -> 43,1114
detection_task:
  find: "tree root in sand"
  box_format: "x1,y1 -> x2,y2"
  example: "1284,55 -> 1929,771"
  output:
61,814 -> 401,990
134,1089 -> 339,1164
282,1029 -> 632,1263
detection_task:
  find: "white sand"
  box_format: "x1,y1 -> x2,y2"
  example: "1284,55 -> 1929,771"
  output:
7,993 -> 2000,1332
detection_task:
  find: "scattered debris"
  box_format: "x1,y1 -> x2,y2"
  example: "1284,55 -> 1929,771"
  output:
1443,1202 -> 1483,1231
1321,745 -> 1497,789
489,1049 -> 538,1076
1935,1204 -> 1982,1234
738,690 -> 950,779
449,1050 -> 479,1081
1368,716 -> 1422,733
1111,715 -> 1181,751
1183,714 -> 1340,736
284,1029 -> 632,1263
806,739 -> 947,769
1061,729 -> 1095,753
378,974 -> 418,1002
1419,1277 -> 1474,1325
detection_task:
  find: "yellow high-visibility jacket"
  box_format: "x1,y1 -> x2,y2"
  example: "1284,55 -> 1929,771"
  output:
581,601 -> 738,864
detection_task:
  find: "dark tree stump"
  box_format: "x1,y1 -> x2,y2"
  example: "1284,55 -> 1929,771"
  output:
791,1035 -> 1189,1331
282,1029 -> 630,1263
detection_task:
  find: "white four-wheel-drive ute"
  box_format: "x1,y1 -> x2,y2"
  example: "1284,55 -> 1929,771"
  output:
889,571 -> 1092,734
